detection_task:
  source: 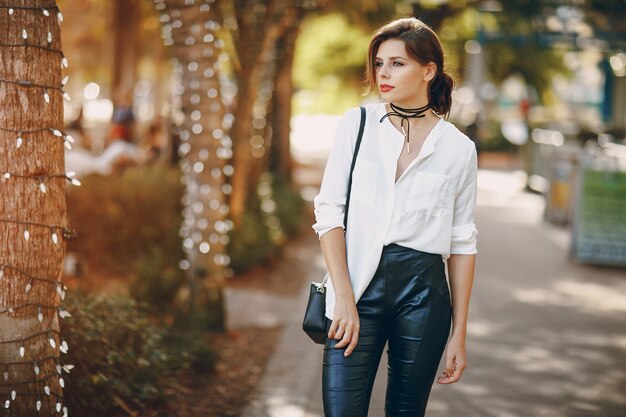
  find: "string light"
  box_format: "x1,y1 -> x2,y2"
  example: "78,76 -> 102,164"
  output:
1,264 -> 68,295
157,0 -> 232,278
1,171 -> 82,188
0,329 -> 60,344
0,3 -> 75,413
0,304 -> 67,316
0,126 -> 75,150
0,78 -> 71,103
171,0 -> 315,275
0,330 -> 71,406
1,392 -> 67,417
0,4 -> 60,12
0,42 -> 64,55
153,0 -> 215,11
0,79 -> 61,90
0,219 -> 77,242
0,356 -> 60,371
0,3 -> 64,26
0,388 -> 64,401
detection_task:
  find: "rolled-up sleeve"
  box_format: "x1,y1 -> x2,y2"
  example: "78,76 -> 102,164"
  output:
312,108 -> 360,239
450,142 -> 478,254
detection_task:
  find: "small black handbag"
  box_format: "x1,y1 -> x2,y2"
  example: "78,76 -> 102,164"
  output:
303,106 -> 367,344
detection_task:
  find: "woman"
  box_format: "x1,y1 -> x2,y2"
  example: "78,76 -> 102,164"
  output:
312,17 -> 478,417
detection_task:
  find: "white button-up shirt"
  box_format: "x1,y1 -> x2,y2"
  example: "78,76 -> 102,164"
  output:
312,102 -> 478,320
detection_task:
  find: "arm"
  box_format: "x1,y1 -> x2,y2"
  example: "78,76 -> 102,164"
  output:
319,228 -> 360,356
448,254 -> 476,339
438,253 -> 475,384
312,108 -> 361,356
438,143 -> 478,385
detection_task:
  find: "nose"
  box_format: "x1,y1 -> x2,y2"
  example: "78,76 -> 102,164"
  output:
378,63 -> 390,80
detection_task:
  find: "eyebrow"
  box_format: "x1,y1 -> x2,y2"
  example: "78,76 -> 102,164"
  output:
375,56 -> 408,61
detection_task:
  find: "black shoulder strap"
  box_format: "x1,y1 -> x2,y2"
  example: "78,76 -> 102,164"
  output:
343,106 -> 366,230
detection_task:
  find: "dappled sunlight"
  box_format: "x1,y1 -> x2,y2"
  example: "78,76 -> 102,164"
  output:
466,319 -> 501,337
567,374 -> 626,407
2,0 -> 623,415
514,279 -> 626,315
510,345 -> 574,374
263,394 -> 317,417
442,321 -> 626,416
448,383 -> 491,396
613,335 -> 626,351
425,398 -> 450,414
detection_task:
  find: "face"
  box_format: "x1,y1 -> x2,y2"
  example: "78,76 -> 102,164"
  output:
375,39 -> 436,106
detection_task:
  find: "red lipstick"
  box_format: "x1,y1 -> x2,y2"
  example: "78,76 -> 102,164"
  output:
379,84 -> 394,92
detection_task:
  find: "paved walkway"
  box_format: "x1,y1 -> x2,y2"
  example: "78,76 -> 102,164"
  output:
232,167 -> 626,417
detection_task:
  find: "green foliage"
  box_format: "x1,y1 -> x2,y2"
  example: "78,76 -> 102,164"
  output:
60,291 -> 215,417
68,164 -> 306,306
228,195 -> 275,272
474,121 -> 519,152
228,173 -> 306,273
291,3 -> 573,114
438,7 -> 570,105
324,0 -> 403,31
292,13 -> 372,114
66,165 -> 185,277
490,46 -> 567,106
293,13 -> 369,89
272,178 -> 307,238
67,165 -> 188,312
129,246 -> 187,311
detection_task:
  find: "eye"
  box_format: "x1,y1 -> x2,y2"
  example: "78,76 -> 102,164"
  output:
392,61 -> 403,66
374,61 -> 383,67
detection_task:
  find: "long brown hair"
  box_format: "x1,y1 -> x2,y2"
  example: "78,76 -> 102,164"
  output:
365,17 -> 454,118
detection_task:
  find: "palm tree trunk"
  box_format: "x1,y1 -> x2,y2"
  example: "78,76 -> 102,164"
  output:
156,1 -> 229,329
269,23 -> 299,182
229,4 -> 297,227
111,0 -> 140,97
0,1 -> 68,415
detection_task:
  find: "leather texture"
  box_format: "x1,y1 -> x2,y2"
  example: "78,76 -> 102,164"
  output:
303,283 -> 328,344
322,243 -> 452,417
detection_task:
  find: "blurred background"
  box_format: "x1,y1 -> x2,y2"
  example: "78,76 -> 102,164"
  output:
9,0 -> 626,416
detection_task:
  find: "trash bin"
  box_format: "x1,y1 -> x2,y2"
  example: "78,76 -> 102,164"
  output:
544,145 -> 581,225
570,149 -> 626,266
523,128 -> 568,193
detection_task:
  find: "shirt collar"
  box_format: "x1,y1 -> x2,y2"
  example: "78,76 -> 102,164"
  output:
417,116 -> 445,160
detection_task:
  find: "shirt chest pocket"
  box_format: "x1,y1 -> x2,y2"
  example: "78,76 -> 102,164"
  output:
351,159 -> 378,208
404,172 -> 451,217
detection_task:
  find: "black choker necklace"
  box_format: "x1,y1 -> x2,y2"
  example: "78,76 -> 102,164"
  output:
379,102 -> 430,154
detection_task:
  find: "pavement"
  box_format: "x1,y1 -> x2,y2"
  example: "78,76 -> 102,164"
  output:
228,161 -> 626,417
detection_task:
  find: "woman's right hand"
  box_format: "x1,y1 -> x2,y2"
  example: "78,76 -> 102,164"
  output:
328,295 -> 360,357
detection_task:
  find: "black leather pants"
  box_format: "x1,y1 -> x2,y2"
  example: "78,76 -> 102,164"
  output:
322,244 -> 452,417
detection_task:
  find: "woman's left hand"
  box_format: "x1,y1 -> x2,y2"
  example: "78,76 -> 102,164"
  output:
437,333 -> 467,384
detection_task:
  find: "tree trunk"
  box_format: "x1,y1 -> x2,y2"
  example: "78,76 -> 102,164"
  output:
111,0 -> 140,98
156,1 -> 230,330
0,1 -> 68,415
229,3 -> 297,227
269,22 -> 299,182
